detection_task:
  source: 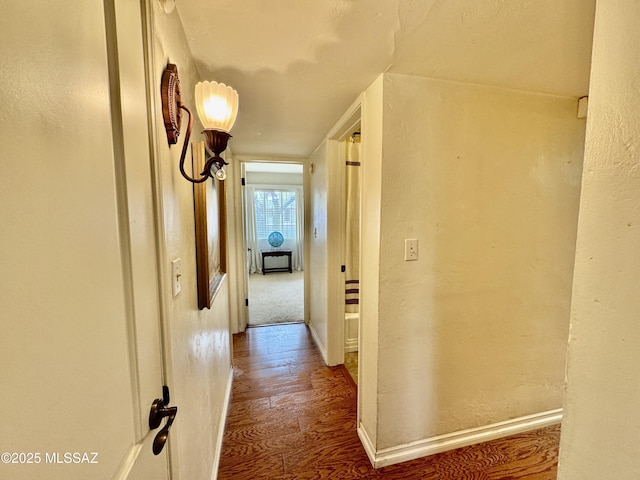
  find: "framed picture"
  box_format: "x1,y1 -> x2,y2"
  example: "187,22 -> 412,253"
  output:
193,141 -> 227,309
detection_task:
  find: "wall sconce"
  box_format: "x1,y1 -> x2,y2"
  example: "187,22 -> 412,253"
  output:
161,63 -> 238,182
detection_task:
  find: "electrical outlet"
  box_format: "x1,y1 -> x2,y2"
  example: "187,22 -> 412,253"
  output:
171,258 -> 182,296
404,239 -> 418,261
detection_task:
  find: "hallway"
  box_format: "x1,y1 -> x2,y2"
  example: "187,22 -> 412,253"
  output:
218,323 -> 560,479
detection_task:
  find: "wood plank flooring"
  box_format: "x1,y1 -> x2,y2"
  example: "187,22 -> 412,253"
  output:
218,323 -> 560,479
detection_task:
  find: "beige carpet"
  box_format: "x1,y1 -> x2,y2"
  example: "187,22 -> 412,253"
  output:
248,271 -> 304,325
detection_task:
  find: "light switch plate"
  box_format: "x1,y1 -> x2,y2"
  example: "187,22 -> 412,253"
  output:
171,258 -> 182,296
404,239 -> 418,261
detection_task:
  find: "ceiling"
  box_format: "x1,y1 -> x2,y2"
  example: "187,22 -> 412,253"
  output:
175,0 -> 596,158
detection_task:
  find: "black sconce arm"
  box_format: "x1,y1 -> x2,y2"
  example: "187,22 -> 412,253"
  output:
161,63 -> 234,183
176,104 -> 209,184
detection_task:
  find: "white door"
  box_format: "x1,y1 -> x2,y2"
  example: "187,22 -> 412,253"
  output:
0,1 -> 170,479
109,0 -> 173,477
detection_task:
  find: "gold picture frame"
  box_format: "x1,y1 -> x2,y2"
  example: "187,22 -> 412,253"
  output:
193,141 -> 227,309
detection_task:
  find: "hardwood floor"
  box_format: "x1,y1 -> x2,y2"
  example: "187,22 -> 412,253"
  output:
218,323 -> 560,479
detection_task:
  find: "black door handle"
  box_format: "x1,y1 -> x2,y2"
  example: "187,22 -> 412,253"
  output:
149,386 -> 178,455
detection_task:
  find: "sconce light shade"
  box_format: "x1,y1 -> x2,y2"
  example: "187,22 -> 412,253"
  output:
195,81 -> 239,133
161,63 -> 239,184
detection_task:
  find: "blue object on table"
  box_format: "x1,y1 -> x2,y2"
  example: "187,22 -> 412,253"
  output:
268,231 -> 284,248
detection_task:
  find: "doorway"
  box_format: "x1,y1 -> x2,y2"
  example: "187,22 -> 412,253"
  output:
342,130 -> 361,385
242,162 -> 305,326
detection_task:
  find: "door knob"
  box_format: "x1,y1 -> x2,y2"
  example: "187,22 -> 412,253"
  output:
149,386 -> 178,455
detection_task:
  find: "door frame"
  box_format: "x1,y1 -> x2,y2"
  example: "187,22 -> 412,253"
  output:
230,156 -> 309,333
325,95 -> 363,367
106,0 -> 172,476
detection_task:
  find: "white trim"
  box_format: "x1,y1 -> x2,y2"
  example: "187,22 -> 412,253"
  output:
235,154 -> 307,162
243,183 -> 302,190
235,159 -> 249,333
310,94 -> 363,158
326,93 -> 364,141
324,139 -> 345,366
308,322 -> 329,365
357,422 -> 377,466
323,97 -> 364,367
211,367 -> 234,480
345,337 -> 358,353
235,158 -> 308,330
364,409 -> 563,469
112,440 -> 145,480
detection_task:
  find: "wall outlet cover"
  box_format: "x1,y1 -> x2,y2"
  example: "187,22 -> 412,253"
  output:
404,239 -> 418,261
171,258 -> 182,296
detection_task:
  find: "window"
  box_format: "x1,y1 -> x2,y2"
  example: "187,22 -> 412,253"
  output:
253,190 -> 297,239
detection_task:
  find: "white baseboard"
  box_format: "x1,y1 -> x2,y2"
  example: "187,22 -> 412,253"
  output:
211,366 -> 234,480
360,408 -> 563,469
357,423 -> 377,467
344,340 -> 358,353
308,322 -> 329,364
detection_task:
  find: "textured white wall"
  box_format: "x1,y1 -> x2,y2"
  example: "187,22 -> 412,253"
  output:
558,1 -> 640,478
362,73 -> 585,452
152,5 -> 232,480
0,1 -> 137,478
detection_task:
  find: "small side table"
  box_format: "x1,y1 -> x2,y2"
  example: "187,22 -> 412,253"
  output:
262,250 -> 292,274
